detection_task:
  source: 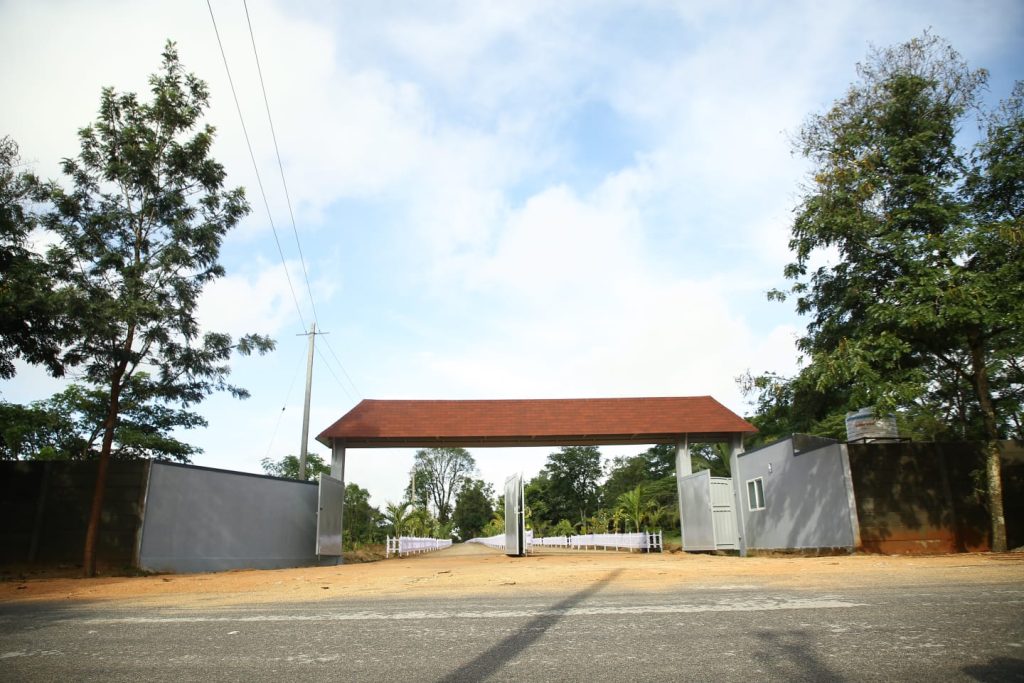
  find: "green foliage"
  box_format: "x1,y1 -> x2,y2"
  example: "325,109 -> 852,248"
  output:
615,485 -> 651,533
770,31 -> 1022,550
341,483 -> 382,549
260,452 -> 330,481
481,506 -> 505,537
408,447 -> 476,523
539,445 -> 603,524
0,375 -> 203,462
383,501 -> 412,537
0,136 -> 72,379
780,32 -> 1022,437
551,519 -> 575,536
452,478 -> 494,541
34,42 -> 276,575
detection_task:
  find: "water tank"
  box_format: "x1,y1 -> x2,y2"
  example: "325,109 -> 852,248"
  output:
845,408 -> 899,442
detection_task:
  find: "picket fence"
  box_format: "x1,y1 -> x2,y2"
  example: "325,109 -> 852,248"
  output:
466,530 -> 534,551
468,530 -> 663,553
385,535 -> 453,558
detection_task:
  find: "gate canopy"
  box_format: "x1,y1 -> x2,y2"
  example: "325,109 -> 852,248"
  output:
316,396 -> 756,449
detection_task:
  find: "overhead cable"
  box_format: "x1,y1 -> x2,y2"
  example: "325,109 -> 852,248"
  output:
242,0 -> 320,328
205,0 -> 308,332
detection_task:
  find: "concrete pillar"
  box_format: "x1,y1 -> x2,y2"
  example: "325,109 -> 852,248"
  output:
675,437 -> 692,477
675,436 -> 690,549
331,442 -> 346,481
331,441 -> 346,565
728,434 -> 748,557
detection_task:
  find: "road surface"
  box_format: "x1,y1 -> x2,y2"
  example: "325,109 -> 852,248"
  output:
2,577 -> 1022,681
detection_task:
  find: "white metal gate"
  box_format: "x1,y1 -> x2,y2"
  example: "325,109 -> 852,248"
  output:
709,477 -> 738,550
679,470 -> 737,551
504,473 -> 526,557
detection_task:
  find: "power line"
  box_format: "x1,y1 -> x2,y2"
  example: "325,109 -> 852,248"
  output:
242,0 -> 320,328
240,2 -> 365,402
209,1 -> 366,405
322,334 -> 363,399
261,344 -> 307,461
315,344 -> 357,403
205,0 -> 308,332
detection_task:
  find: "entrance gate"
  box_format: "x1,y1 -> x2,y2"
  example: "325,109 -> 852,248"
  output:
316,473 -> 345,556
678,470 -> 738,551
504,473 -> 526,557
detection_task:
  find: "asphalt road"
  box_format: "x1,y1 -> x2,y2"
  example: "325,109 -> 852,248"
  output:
2,579 -> 1023,682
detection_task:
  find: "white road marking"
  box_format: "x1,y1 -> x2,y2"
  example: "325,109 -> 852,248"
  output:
80,597 -> 865,624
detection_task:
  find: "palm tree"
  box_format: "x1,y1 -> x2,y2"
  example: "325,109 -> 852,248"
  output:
383,501 -> 412,536
616,485 -> 649,533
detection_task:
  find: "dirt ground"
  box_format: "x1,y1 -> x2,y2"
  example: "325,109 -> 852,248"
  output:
2,544 -> 1022,608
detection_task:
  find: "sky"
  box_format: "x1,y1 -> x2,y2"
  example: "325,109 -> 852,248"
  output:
1,0 -> 1022,509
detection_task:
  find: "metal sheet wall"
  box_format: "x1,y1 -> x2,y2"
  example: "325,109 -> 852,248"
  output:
138,462 -> 320,573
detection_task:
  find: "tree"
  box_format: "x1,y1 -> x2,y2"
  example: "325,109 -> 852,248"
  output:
342,483 -> 382,548
452,478 -> 494,541
260,452 -> 330,481
410,447 -> 476,524
616,485 -> 652,533
383,501 -> 412,537
0,136 -> 71,378
542,445 -> 603,525
775,32 -> 1022,550
1,375 -> 203,462
40,43 -> 274,575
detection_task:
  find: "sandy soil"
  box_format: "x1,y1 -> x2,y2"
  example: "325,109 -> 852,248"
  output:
2,545 -> 1022,608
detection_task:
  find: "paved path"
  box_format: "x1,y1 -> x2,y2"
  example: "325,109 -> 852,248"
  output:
429,542 -> 504,557
2,579 -> 1022,681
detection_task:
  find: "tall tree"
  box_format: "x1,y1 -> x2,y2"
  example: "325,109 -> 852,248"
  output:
0,136 -> 71,378
41,43 -> 274,575
411,447 -> 476,523
452,478 -> 494,541
342,483 -> 382,548
542,445 -> 603,525
777,32 -> 1022,550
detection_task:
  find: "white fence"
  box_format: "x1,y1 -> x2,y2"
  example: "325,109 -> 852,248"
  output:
385,535 -> 453,558
467,530 -> 534,551
566,531 -> 662,552
532,535 -> 571,547
469,531 -> 663,553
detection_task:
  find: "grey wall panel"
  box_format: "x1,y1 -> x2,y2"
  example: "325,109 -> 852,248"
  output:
139,462 -> 319,573
737,439 -> 855,550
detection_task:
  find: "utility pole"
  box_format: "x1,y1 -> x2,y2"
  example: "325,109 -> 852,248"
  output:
298,322 -> 316,480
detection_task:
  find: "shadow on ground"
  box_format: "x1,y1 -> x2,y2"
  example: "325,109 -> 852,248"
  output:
437,568 -> 624,682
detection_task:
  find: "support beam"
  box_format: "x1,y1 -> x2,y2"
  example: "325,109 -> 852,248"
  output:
331,440 -> 346,564
675,436 -> 690,549
331,441 -> 346,481
728,434 -> 748,557
675,436 -> 692,477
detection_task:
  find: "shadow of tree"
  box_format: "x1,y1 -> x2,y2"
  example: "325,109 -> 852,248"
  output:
436,568 -> 624,682
961,656 -> 1024,682
847,442 -> 1017,553
752,628 -> 845,682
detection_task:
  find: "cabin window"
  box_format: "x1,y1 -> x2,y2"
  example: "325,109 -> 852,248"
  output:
747,477 -> 765,511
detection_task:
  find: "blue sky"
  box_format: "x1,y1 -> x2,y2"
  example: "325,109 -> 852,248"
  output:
2,0 -> 1022,508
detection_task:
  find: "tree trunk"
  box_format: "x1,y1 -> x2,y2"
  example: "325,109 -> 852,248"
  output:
967,330 -> 1008,553
82,320 -> 134,578
82,376 -> 123,577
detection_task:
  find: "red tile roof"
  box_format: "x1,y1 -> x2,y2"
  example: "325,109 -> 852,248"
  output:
317,396 -> 756,448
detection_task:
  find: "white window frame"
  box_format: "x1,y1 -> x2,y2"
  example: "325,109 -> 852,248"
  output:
747,477 -> 766,511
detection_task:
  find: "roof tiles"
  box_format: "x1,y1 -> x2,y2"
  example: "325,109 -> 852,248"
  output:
317,396 -> 756,448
